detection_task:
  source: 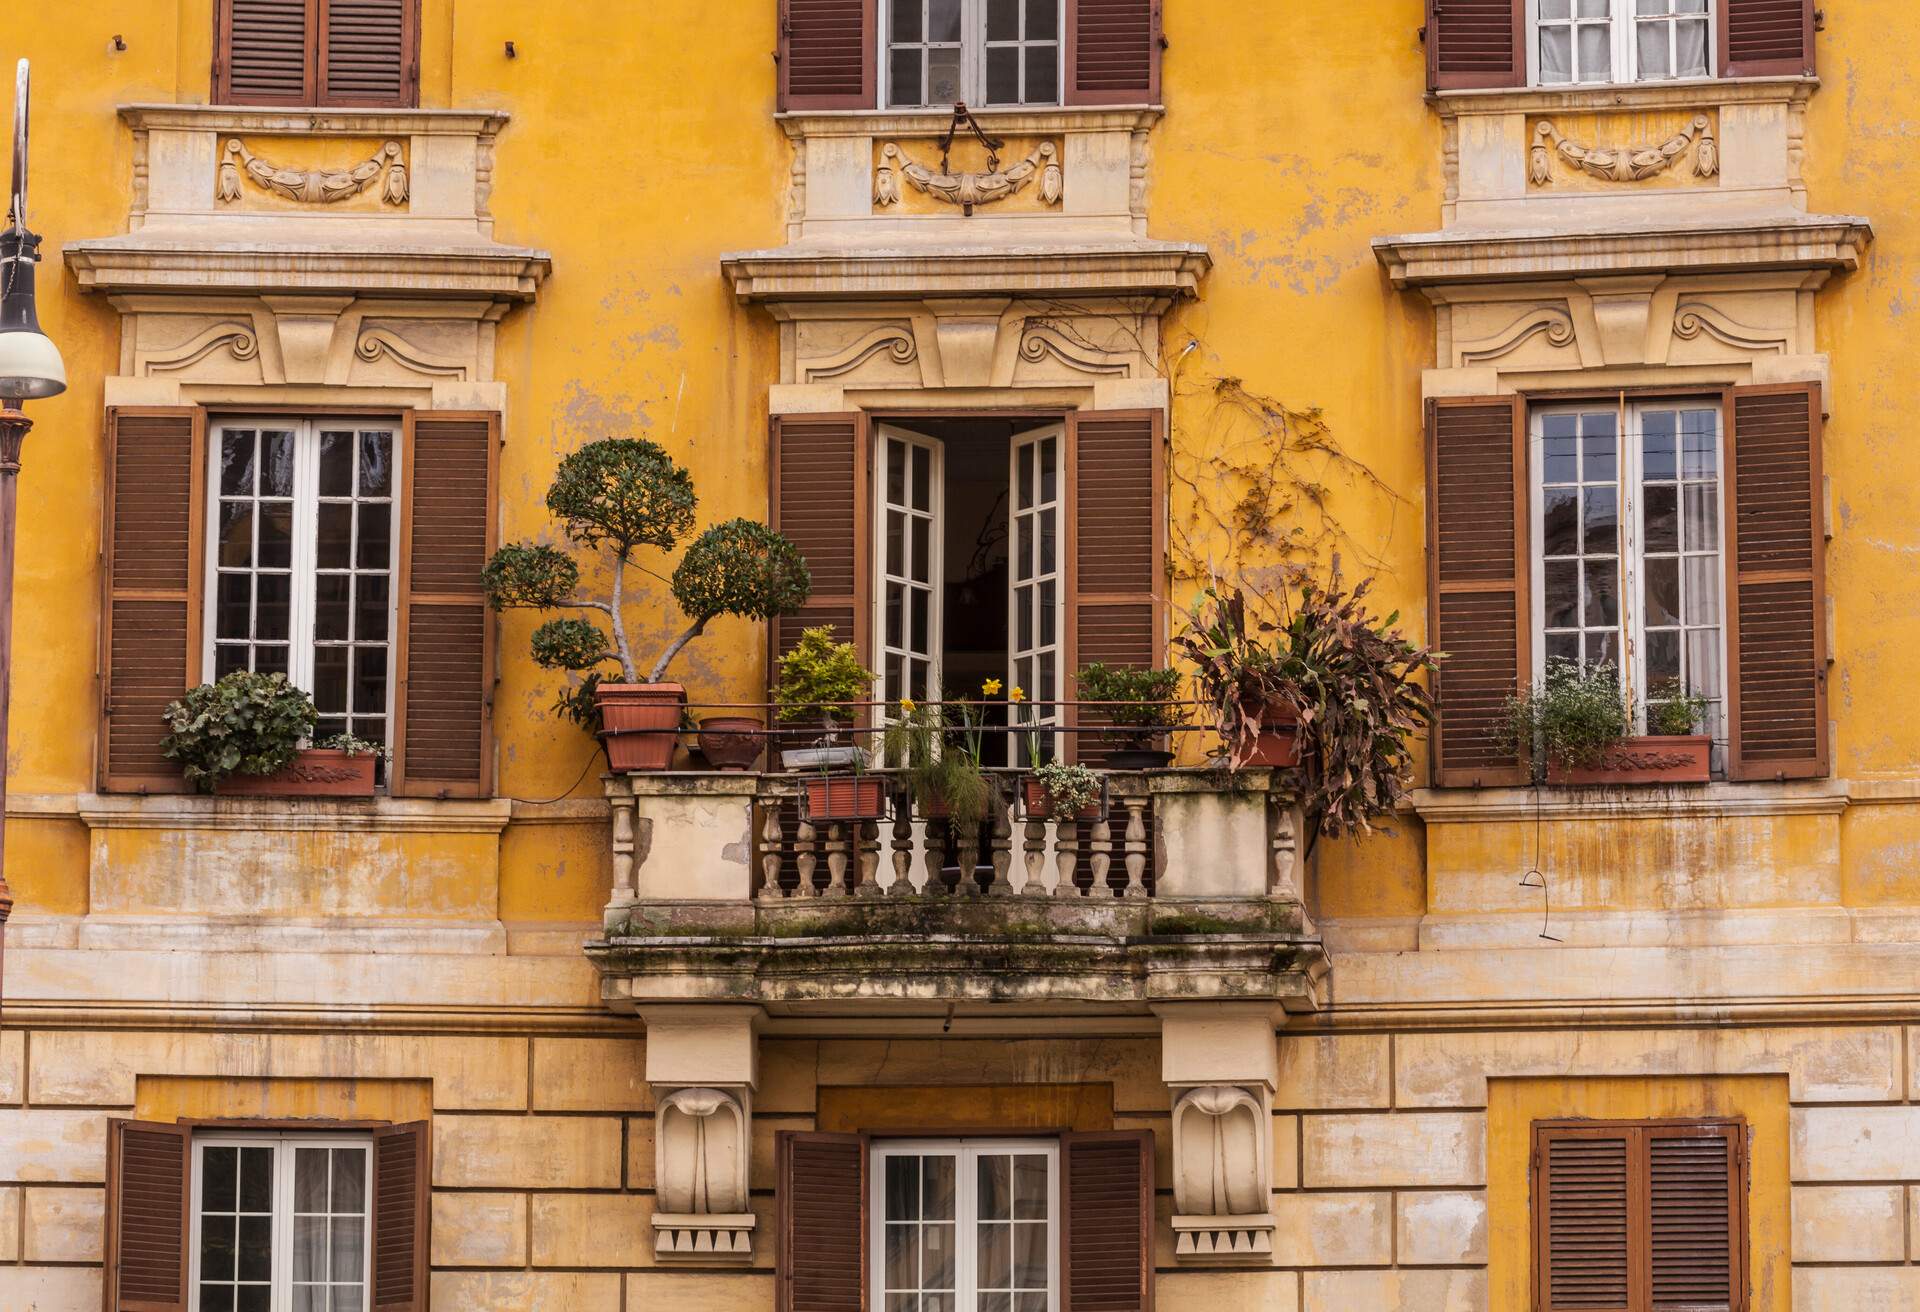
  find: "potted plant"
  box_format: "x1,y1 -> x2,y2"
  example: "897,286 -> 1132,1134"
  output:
484,437 -> 811,772
1173,586 -> 1303,769
882,694 -> 991,826
1074,662 -> 1186,769
1506,664 -> 1712,785
1021,759 -> 1106,822
772,627 -> 875,771
160,672 -> 379,798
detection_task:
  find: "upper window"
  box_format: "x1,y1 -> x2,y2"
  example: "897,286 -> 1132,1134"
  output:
191,1132 -> 372,1312
209,418 -> 399,767
872,1138 -> 1060,1312
1531,0 -> 1712,85
1530,399 -> 1726,745
215,0 -> 421,108
884,0 -> 1063,108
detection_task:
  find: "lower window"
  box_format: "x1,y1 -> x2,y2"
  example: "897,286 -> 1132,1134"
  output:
191,1132 -> 372,1312
872,1138 -> 1058,1312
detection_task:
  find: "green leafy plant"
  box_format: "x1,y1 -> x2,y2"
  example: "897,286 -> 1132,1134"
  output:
484,437 -> 812,724
1031,760 -> 1101,817
1501,658 -> 1631,772
882,697 -> 991,826
773,627 -> 875,728
1074,663 -> 1186,746
1175,565 -> 1437,838
160,671 -> 318,793
1647,680 -> 1710,737
317,731 -> 387,758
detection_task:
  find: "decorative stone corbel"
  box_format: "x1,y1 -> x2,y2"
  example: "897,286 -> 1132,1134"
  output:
642,1005 -> 763,1264
1157,1003 -> 1280,1264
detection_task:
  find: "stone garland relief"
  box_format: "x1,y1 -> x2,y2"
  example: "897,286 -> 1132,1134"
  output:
1529,113 -> 1717,186
874,139 -> 1063,212
218,138 -> 410,206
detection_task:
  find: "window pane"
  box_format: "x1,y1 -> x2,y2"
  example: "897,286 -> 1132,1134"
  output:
256,645 -> 289,675
332,1285 -> 365,1312
922,1222 -> 956,1289
314,645 -> 350,714
1642,413 -> 1677,477
293,1214 -> 326,1280
236,1287 -> 268,1312
1683,483 -> 1718,551
201,1216 -> 237,1280
1542,487 -> 1579,557
922,1155 -> 955,1220
219,503 -> 254,569
261,432 -> 296,496
892,0 -> 922,41
978,1221 -> 1012,1287
912,443 -> 931,509
1644,557 -> 1680,626
1014,1221 -> 1048,1287
929,0 -> 961,42
1581,421 -> 1616,481
1682,424 -> 1716,478
988,0 -> 1018,40
1675,17 -> 1708,74
1684,556 -> 1720,624
295,1148 -> 330,1212
1585,629 -> 1618,667
978,1155 -> 1011,1220
1544,560 -> 1579,629
927,46 -> 962,102
316,574 -> 351,641
1541,0 -> 1570,17
357,503 -> 392,570
1577,23 -> 1611,79
910,588 -> 928,652
255,573 -> 291,642
1577,0 -> 1610,15
1025,45 -> 1058,103
318,503 -> 352,570
987,46 -> 1019,102
237,1214 -> 272,1281
1013,1155 -> 1047,1219
1644,484 -> 1678,552
1028,0 -> 1058,39
257,503 -> 293,570
217,573 -> 251,641
1039,579 -> 1055,646
215,644 -> 249,679
889,48 -> 922,106
1687,629 -> 1723,696
1547,631 -> 1580,665
221,434 -> 256,496
1584,560 -> 1619,627
911,515 -> 930,584
1541,417 -> 1578,482
358,432 -> 393,496
1646,628 -> 1681,685
332,1216 -> 366,1281
240,1146 -> 272,1209
319,431 -> 354,497
1637,23 -> 1669,78
355,647 -> 389,715
200,1289 -> 235,1312
1539,27 -> 1572,81
1582,487 -> 1617,555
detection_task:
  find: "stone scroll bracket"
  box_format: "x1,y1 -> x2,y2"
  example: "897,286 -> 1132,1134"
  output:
1156,1003 -> 1281,1263
641,1005 -> 764,1264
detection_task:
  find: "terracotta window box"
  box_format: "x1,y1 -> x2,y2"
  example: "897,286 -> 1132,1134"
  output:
1020,776 -> 1108,822
215,748 -> 378,798
802,776 -> 891,823
1546,735 -> 1712,785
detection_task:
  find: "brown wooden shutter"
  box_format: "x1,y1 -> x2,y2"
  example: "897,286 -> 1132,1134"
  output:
319,0 -> 420,108
777,1131 -> 867,1312
101,407 -> 205,794
103,1118 -> 191,1312
1425,0 -> 1526,91
770,414 -> 870,671
1065,0 -> 1163,105
1534,1120 -> 1745,1312
372,1121 -> 429,1311
1426,396 -> 1528,787
216,0 -> 318,105
1536,1126 -> 1632,1312
1061,1130 -> 1153,1312
1724,383 -> 1827,781
1066,410 -> 1164,766
1719,0 -> 1816,78
779,0 -> 876,111
391,411 -> 498,798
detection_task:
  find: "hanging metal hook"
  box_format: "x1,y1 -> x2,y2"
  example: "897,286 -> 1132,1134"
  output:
938,101 -> 1003,178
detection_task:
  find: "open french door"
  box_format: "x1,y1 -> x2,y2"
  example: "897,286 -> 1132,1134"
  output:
873,425 -> 944,711
1009,424 -> 1065,761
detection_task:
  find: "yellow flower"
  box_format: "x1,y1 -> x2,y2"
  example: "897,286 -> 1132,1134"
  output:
1009,686 -> 1027,704
899,697 -> 916,713
982,678 -> 1003,697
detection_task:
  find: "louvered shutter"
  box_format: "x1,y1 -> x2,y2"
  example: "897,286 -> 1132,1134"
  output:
1062,1130 -> 1153,1312
1066,410 -> 1163,766
372,1121 -> 429,1311
771,414 -> 870,669
101,408 -> 205,794
1537,1127 -> 1632,1312
1426,396 -> 1528,787
391,411 -> 498,798
1719,0 -> 1816,78
1065,0 -> 1162,105
1724,383 -> 1827,781
777,1131 -> 867,1312
1647,1123 -> 1743,1311
216,0 -> 317,105
780,0 -> 876,111
1425,0 -> 1527,91
319,0 -> 419,108
104,1119 -> 191,1312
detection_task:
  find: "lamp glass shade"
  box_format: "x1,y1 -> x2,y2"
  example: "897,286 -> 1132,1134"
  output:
0,325 -> 63,400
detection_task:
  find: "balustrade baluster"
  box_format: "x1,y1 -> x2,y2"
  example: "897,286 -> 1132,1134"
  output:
760,801 -> 784,899
1121,798 -> 1149,899
955,813 -> 982,897
890,803 -> 915,896
987,779 -> 1013,896
1052,818 -> 1080,898
824,821 -> 849,897
855,819 -> 881,897
795,817 -> 819,898
923,818 -> 948,896
1089,810 -> 1112,897
1022,816 -> 1048,896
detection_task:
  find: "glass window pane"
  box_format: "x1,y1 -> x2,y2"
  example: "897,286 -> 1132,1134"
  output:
1013,1155 -> 1047,1219
1644,557 -> 1680,626
929,0 -> 961,42
355,647 -> 388,715
358,432 -> 393,496
215,644 -> 249,679
911,516 -> 931,584
886,1223 -> 917,1288
1646,629 -> 1682,686
1637,23 -> 1669,78
1582,487 -> 1617,555
220,433 -> 256,496
1683,483 -> 1718,550
1542,487 -> 1579,557
1642,412 -> 1676,476
356,503 -> 392,570
912,444 -> 931,510
204,1146 -> 239,1211
1581,420 -> 1616,481
1547,631 -> 1580,665
922,1155 -> 955,1220
261,432 -> 296,496
319,432 -> 354,497
977,1221 -> 1012,1288
986,46 -> 1019,103
1039,437 -> 1057,503
892,0 -> 922,42
1585,629 -> 1618,668
1541,0 -> 1571,17
1541,418 -> 1578,482
978,1155 -> 1011,1220
219,503 -> 254,569
887,593 -> 904,650
199,1288 -> 236,1312
314,645 -> 350,714
356,575 -> 390,644
979,1295 -> 1012,1312
1016,1295 -> 1047,1312
910,587 -> 928,652
1539,27 -> 1572,82
240,1145 -> 273,1209
236,1287 -> 268,1312
1577,0 -> 1610,16
1584,560 -> 1619,627
1544,559 -> 1580,629
887,509 -> 906,575
331,1287 -> 365,1312
295,1148 -> 330,1212
1577,23 -> 1611,79
292,1214 -> 325,1280
1039,579 -> 1055,647
1028,0 -> 1058,39
237,1214 -> 272,1281
255,573 -> 291,642
988,0 -> 1018,40
1687,629 -> 1723,696
922,1221 -> 955,1289
257,503 -> 293,570
889,48 -> 922,106
887,441 -> 907,505
317,503 -> 352,570
315,574 -> 351,642
1013,1221 -> 1048,1287
1684,556 -> 1720,624
1017,585 -> 1033,649
1025,44 -> 1058,103
255,645 -> 289,675
1682,425 -> 1716,478
331,1216 -> 366,1281
927,46 -> 962,103
200,1216 -> 237,1280
1675,17 -> 1708,73
217,573 -> 251,641
1644,484 -> 1678,552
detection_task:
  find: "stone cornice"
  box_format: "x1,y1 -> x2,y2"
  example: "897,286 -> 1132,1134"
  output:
1429,75 -> 1816,117
64,238 -> 551,301
721,241 -> 1210,301
1408,778 -> 1850,822
777,106 -> 1162,139
1373,214 -> 1872,288
119,103 -> 511,136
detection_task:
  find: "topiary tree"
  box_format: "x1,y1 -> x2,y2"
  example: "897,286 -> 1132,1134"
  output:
484,437 -> 812,723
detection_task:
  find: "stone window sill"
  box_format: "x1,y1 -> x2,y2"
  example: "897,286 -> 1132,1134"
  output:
1408,778 -> 1852,821
776,105 -> 1162,139
6,791 -> 516,835
1428,75 -> 1815,116
119,102 -> 510,136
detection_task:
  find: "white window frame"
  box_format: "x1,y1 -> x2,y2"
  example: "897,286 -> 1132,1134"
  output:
1528,396 -> 1730,743
189,1131 -> 375,1312
204,416 -> 401,748
881,0 -> 1065,109
870,1137 -> 1061,1312
1009,423 -> 1066,760
873,424 -> 947,713
1526,0 -> 1717,87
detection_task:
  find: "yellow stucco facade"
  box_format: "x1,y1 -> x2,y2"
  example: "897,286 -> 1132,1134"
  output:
2,3 -> 1920,1310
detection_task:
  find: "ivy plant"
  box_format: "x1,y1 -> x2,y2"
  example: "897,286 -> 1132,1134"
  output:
160,671 -> 319,793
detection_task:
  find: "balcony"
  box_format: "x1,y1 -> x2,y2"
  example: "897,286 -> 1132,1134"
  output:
586,767 -> 1327,1016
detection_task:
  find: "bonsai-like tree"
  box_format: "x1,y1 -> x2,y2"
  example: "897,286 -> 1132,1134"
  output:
484,437 -> 812,722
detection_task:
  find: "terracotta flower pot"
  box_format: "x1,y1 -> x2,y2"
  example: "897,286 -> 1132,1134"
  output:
1243,700 -> 1303,768
696,716 -> 766,771
216,748 -> 377,798
803,775 -> 890,823
1547,735 -> 1712,785
596,683 -> 685,772
1021,776 -> 1105,821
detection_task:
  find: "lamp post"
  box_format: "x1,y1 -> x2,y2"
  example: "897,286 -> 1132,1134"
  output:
0,57 -> 68,1012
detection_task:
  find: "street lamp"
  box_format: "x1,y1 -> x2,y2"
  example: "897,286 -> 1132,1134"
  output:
0,57 -> 67,1011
